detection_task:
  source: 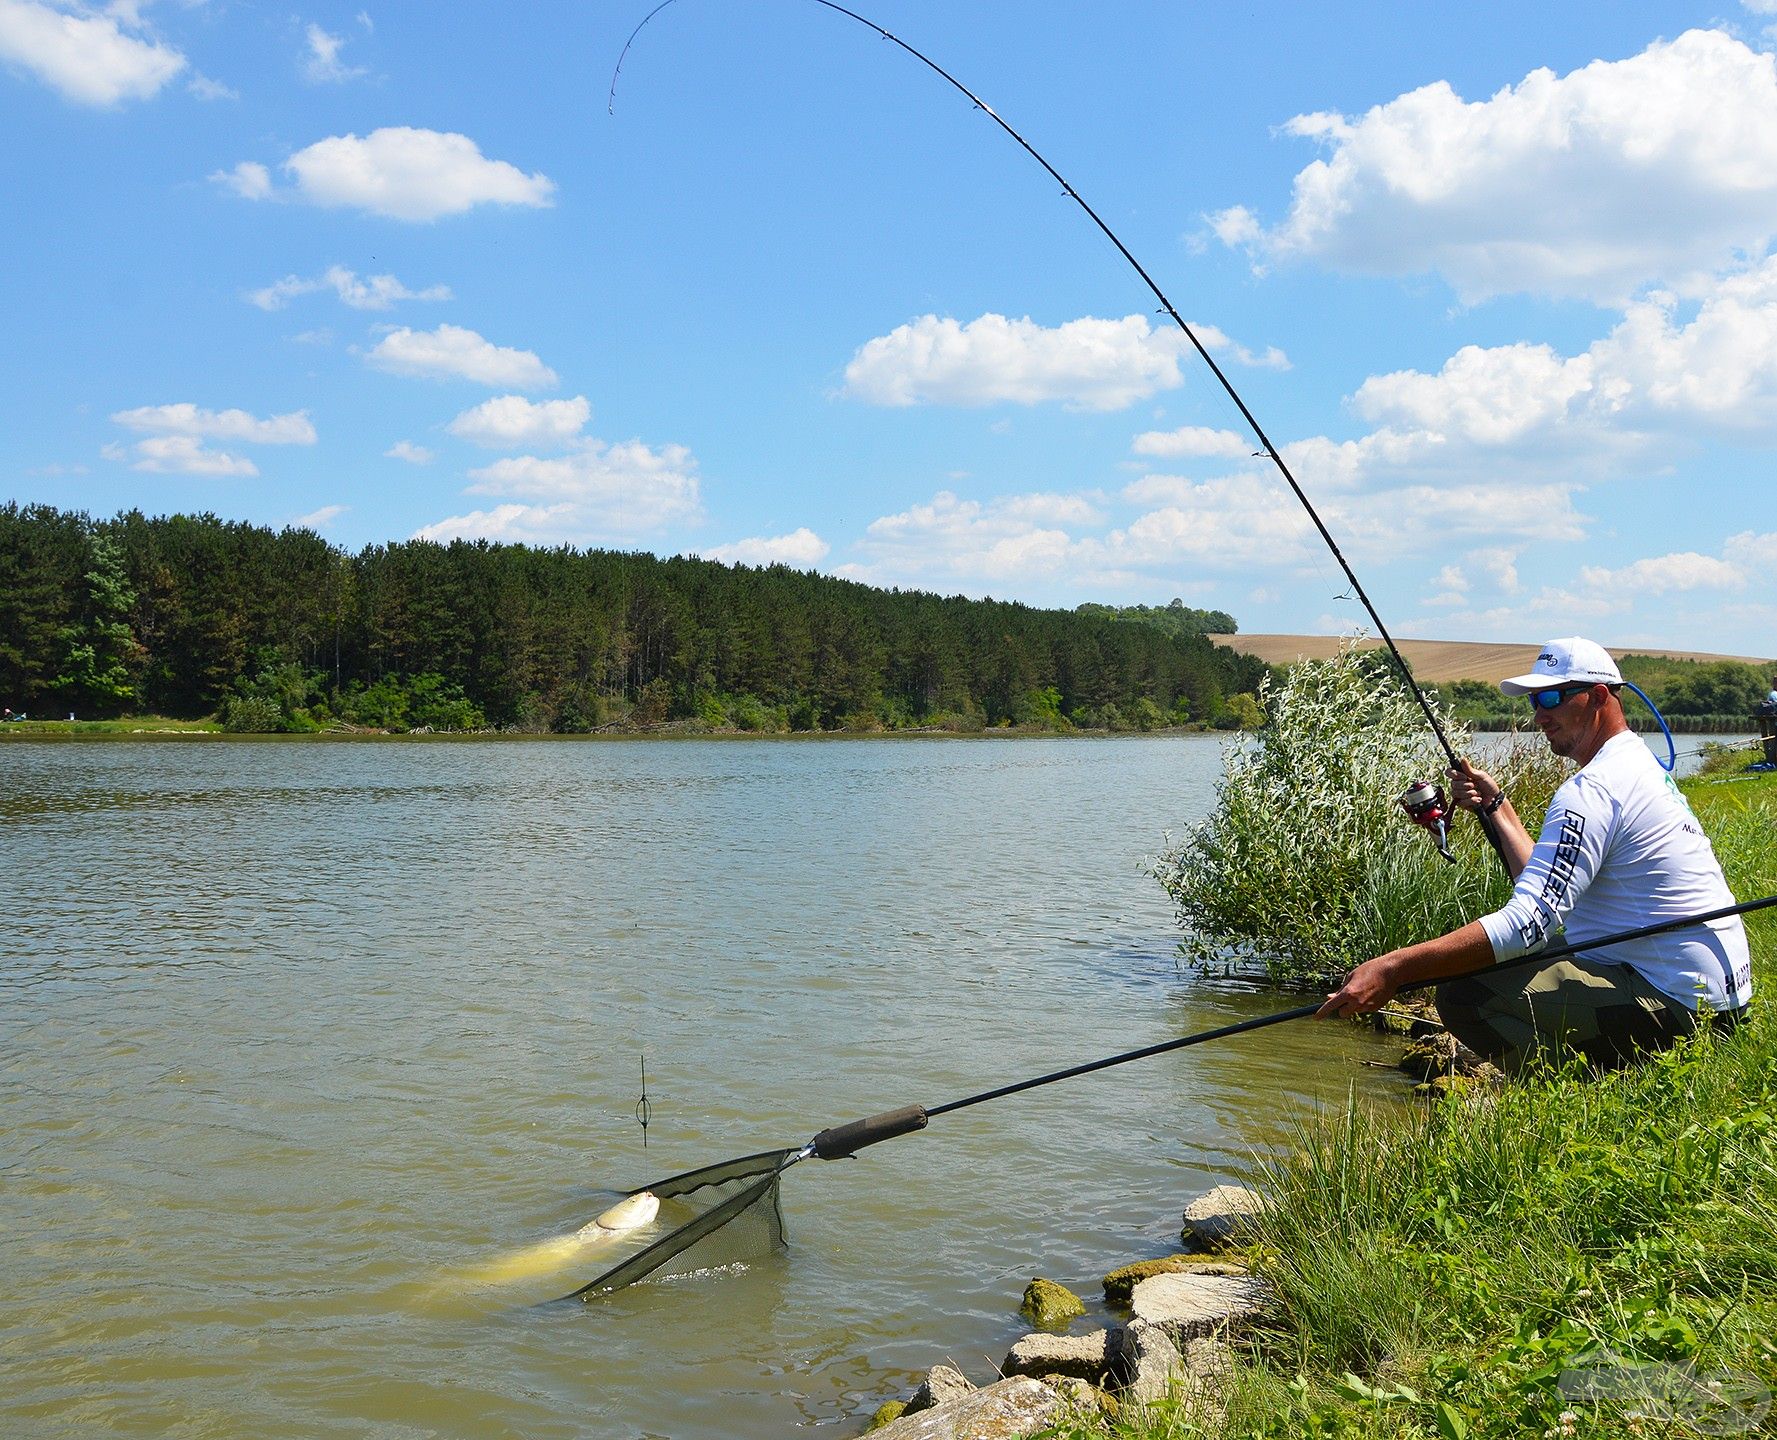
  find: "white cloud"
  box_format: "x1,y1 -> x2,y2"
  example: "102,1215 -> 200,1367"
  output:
702,528 -> 830,567
105,435 -> 258,477
849,490 -> 1106,585
1131,425 -> 1253,459
219,127 -> 554,221
844,314 -> 1180,411
187,73 -> 236,101
446,394 -> 589,448
0,0 -> 185,106
1578,552 -> 1746,597
420,436 -> 703,545
367,324 -> 557,389
301,22 -> 363,84
292,504 -> 346,529
110,403 -> 316,444
213,160 -> 271,200
1215,29 -> 1777,303
385,440 -> 434,464
249,265 -> 451,312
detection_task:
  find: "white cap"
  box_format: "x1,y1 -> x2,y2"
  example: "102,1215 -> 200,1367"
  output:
1498,636 -> 1623,696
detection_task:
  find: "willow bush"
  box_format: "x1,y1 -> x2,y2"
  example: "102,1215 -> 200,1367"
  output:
1156,644 -> 1569,988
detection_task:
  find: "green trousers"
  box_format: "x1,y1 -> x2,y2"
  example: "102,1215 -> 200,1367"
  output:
1435,957 -> 1742,1074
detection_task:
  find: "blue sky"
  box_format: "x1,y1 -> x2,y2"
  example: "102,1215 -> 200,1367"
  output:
6,1 -> 1777,655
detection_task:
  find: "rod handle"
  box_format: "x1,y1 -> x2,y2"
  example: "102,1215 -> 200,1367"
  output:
811,1104 -> 929,1159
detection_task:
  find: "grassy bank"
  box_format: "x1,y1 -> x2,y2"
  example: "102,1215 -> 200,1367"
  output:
1073,769 -> 1777,1440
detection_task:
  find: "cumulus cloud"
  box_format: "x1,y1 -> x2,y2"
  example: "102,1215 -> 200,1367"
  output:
292,504 -> 346,529
110,403 -> 316,444
842,313 -> 1281,411
0,0 -> 185,106
301,23 -> 363,84
417,436 -> 704,546
446,394 -> 589,449
1131,425 -> 1253,459
702,528 -> 830,567
104,435 -> 258,477
385,440 -> 434,464
249,266 -> 451,312
1578,552 -> 1746,597
1330,255 -> 1777,473
1213,29 -> 1777,303
218,126 -> 554,221
213,160 -> 271,200
367,324 -> 557,389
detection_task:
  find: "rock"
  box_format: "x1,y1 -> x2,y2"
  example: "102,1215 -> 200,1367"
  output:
1109,1319 -> 1184,1406
1180,1184 -> 1268,1248
865,1376 -> 1062,1439
1002,1329 -> 1112,1382
1045,1375 -> 1118,1423
1102,1255 -> 1248,1307
867,1399 -> 908,1431
1018,1276 -> 1085,1329
905,1363 -> 975,1415
1109,1325 -> 1236,1417
1129,1271 -> 1274,1343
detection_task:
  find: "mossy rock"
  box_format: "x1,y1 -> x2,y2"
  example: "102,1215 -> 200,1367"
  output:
1102,1255 -> 1248,1307
1020,1276 -> 1086,1329
1046,1375 -> 1119,1422
866,1399 -> 907,1431
1414,1074 -> 1475,1100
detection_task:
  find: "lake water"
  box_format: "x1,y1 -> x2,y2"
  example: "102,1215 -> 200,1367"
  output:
0,735 -> 1450,1436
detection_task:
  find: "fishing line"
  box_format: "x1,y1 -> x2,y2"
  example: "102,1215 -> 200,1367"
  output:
607,0 -> 1512,868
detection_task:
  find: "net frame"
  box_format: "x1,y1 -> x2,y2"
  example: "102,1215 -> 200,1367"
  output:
552,1147 -> 800,1302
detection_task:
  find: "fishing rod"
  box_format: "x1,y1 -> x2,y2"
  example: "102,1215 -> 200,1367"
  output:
555,892 -> 1774,1298
809,891 -> 1774,1153
609,0 -> 1513,871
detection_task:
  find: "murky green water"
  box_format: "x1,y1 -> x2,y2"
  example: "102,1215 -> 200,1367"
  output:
2,735 -> 1401,1438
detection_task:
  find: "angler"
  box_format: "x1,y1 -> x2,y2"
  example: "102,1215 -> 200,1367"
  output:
1321,637 -> 1754,1070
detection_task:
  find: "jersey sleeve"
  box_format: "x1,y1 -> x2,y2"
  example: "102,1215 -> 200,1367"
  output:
1478,778 -> 1615,960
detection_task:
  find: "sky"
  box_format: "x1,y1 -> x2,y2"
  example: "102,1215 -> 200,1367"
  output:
6,1 -> 1777,656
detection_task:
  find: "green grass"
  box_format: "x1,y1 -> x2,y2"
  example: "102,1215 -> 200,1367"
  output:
0,715 -> 222,735
1065,771 -> 1777,1440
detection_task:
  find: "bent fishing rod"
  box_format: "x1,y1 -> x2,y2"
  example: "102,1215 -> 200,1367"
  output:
610,0 -> 1513,872
797,893 -> 1775,1160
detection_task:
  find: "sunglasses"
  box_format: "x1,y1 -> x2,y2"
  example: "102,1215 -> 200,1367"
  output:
1529,684 -> 1594,711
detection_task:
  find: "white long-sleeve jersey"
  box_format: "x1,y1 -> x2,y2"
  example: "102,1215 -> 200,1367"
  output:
1478,731 -> 1752,1012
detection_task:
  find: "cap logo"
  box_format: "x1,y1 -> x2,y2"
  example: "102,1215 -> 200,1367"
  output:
1539,652 -> 1558,668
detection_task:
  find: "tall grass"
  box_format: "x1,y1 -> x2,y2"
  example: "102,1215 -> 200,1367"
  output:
1155,645 -> 1568,988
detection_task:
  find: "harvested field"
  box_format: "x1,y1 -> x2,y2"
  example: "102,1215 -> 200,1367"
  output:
1210,634 -> 1776,685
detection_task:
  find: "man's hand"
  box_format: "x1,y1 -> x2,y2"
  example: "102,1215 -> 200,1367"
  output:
1318,955 -> 1400,1018
1448,758 -> 1502,812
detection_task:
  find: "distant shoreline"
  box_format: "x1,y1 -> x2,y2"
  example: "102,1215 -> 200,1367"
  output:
1210,633 -> 1776,684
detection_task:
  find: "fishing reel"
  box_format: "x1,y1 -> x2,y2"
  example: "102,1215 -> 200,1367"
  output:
1398,780 -> 1456,864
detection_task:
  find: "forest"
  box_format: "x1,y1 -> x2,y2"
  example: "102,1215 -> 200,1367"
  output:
0,503 -> 1264,734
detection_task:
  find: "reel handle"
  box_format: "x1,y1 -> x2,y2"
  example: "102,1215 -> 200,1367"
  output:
810,1104 -> 930,1159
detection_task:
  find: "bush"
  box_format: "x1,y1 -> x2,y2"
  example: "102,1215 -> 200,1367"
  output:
220,693 -> 284,733
1155,643 -> 1568,987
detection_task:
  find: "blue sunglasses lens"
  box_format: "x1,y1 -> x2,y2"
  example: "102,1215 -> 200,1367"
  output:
1531,686 -> 1579,710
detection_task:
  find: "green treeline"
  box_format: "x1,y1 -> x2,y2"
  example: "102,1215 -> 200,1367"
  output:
0,503 -> 1264,733
1072,599 -> 1238,639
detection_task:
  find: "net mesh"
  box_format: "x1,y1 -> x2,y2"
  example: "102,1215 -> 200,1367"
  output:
554,1148 -> 797,1301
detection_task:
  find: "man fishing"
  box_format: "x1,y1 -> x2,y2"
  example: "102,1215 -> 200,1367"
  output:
1319,637 -> 1752,1070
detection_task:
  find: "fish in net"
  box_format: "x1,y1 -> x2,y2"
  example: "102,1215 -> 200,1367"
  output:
552,1147 -> 797,1302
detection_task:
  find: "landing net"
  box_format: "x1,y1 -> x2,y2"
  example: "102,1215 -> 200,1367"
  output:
553,1147 -> 797,1301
